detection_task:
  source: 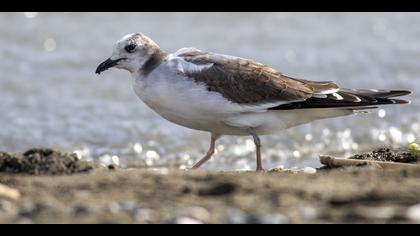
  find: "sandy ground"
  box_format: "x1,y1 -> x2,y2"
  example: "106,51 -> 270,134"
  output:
1,149 -> 420,224
1,167 -> 420,223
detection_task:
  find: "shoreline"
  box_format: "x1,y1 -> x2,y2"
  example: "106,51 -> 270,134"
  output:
1,148 -> 420,223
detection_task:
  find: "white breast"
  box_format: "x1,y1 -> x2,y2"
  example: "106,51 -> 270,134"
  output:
131,56 -> 246,133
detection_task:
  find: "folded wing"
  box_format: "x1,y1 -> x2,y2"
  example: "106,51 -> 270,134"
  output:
176,48 -> 411,111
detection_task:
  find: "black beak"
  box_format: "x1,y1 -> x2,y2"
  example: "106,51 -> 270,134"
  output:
95,58 -> 125,74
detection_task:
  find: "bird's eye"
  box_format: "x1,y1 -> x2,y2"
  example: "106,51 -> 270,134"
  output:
125,44 -> 137,53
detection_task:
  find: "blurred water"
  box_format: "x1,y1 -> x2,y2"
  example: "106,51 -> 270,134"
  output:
0,12 -> 419,170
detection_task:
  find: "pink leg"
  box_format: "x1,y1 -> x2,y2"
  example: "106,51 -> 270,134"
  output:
251,133 -> 265,172
192,133 -> 220,169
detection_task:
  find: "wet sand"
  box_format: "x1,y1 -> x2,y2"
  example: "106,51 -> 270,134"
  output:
1,149 -> 420,224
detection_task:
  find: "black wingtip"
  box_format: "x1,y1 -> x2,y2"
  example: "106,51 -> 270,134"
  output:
388,90 -> 412,97
390,98 -> 411,104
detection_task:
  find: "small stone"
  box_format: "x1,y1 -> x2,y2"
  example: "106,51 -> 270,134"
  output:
167,216 -> 203,224
224,209 -> 248,224
252,213 -> 289,224
225,210 -> 290,224
406,204 -> 420,222
300,206 -> 318,220
16,218 -> 34,224
361,206 -> 395,220
269,165 -> 284,172
180,186 -> 192,194
73,204 -> 91,216
302,167 -> 317,174
134,208 -> 156,224
0,199 -> 18,214
119,201 -> 141,215
180,206 -> 210,221
105,202 -> 121,214
19,202 -> 47,218
0,184 -> 21,200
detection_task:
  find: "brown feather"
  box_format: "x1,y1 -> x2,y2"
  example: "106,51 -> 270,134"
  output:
177,50 -> 411,109
180,52 -> 322,104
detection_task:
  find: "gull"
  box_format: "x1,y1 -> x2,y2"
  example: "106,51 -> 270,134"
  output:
96,32 -> 412,172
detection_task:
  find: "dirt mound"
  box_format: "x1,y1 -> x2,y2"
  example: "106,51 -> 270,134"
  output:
0,148 -> 98,175
350,148 -> 416,163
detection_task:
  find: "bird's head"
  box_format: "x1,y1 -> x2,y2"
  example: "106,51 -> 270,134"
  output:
96,32 -> 161,74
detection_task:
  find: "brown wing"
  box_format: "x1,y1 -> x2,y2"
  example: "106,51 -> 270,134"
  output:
179,50 -> 338,104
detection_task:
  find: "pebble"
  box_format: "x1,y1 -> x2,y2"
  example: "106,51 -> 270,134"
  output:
19,202 -> 48,218
0,199 -> 18,214
104,201 -> 155,223
300,206 -> 318,220
16,218 -> 34,224
73,204 -> 91,216
406,204 -> 420,222
251,213 -> 289,224
179,206 -> 210,221
0,184 -> 21,200
134,208 -> 156,224
167,216 -> 203,224
119,201 -> 142,216
360,206 -> 395,220
224,209 -> 248,224
105,201 -> 121,214
224,209 -> 289,224
302,167 -> 317,174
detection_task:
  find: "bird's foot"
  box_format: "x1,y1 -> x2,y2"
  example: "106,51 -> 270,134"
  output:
255,168 -> 266,173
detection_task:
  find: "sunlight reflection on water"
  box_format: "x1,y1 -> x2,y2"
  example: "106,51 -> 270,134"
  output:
0,12 -> 418,170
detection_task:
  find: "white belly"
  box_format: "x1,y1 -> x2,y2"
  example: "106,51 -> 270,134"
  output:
131,65 -> 354,136
132,69 -> 246,134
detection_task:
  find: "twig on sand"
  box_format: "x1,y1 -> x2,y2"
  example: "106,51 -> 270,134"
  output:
320,155 -> 420,170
